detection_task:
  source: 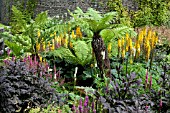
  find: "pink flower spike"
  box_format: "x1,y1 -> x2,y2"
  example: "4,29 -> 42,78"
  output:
149,75 -> 152,89
7,49 -> 11,56
12,56 -> 15,61
34,55 -> 36,65
23,57 -> 27,62
159,99 -> 162,108
145,69 -> 148,88
28,55 -> 30,61
29,58 -> 32,67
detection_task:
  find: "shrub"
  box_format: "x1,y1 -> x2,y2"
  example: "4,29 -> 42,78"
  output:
0,59 -> 62,113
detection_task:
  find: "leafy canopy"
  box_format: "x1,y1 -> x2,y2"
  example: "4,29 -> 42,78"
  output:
69,7 -> 136,41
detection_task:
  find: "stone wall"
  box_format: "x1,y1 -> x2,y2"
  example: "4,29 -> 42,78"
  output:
35,0 -> 108,19
0,0 -> 137,24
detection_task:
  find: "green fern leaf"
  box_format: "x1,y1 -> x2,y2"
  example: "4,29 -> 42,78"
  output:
73,41 -> 92,66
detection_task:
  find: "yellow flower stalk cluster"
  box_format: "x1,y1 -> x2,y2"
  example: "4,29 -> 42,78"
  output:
118,33 -> 134,61
36,27 -> 84,53
118,27 -> 158,63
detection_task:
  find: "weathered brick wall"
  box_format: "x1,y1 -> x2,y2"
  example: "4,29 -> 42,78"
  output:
35,0 -> 108,19
0,0 -> 137,24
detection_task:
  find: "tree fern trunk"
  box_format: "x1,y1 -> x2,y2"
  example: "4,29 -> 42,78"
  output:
92,32 -> 111,78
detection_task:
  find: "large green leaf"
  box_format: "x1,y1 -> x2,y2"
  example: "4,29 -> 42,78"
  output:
47,41 -> 92,66
34,11 -> 48,26
73,41 -> 92,66
5,40 -> 23,56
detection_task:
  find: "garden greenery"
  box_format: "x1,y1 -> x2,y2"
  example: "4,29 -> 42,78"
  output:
0,5 -> 170,113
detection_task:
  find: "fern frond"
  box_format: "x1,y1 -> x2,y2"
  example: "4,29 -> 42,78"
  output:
73,41 -> 92,66
11,6 -> 27,33
100,26 -> 137,42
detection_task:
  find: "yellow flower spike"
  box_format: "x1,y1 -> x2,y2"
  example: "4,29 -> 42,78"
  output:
61,38 -> 65,46
72,30 -> 76,39
69,42 -> 73,48
54,32 -> 56,36
147,28 -> 152,40
59,37 -> 62,45
55,36 -> 57,41
151,35 -> 155,49
65,38 -> 68,48
138,31 -> 144,44
122,49 -> 125,58
143,27 -> 147,37
118,39 -> 121,48
39,56 -> 42,62
76,26 -> 82,39
51,39 -> 55,50
37,30 -> 41,38
129,38 -> 133,52
126,33 -> 129,41
48,41 -> 51,50
135,41 -> 140,58
146,45 -> 151,62
42,42 -> 46,51
108,42 -> 112,53
50,34 -> 54,37
36,42 -> 40,52
155,36 -> 158,44
121,37 -> 125,49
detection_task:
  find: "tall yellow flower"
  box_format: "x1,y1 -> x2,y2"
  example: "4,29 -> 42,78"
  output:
135,41 -> 140,58
36,42 -> 40,52
37,30 -> 41,38
51,39 -> 55,50
121,37 -> 125,49
76,26 -> 82,38
146,44 -> 151,62
118,39 -> 121,48
69,42 -> 73,48
39,56 -> 42,62
126,33 -> 129,41
54,32 -> 56,36
122,49 -> 125,58
129,38 -> 133,52
42,42 -> 46,51
151,34 -> 156,49
71,30 -> 76,39
108,43 -> 112,53
138,31 -> 144,44
48,41 -> 51,50
147,28 -> 152,40
65,38 -> 68,48
50,34 -> 54,37
57,36 -> 61,45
